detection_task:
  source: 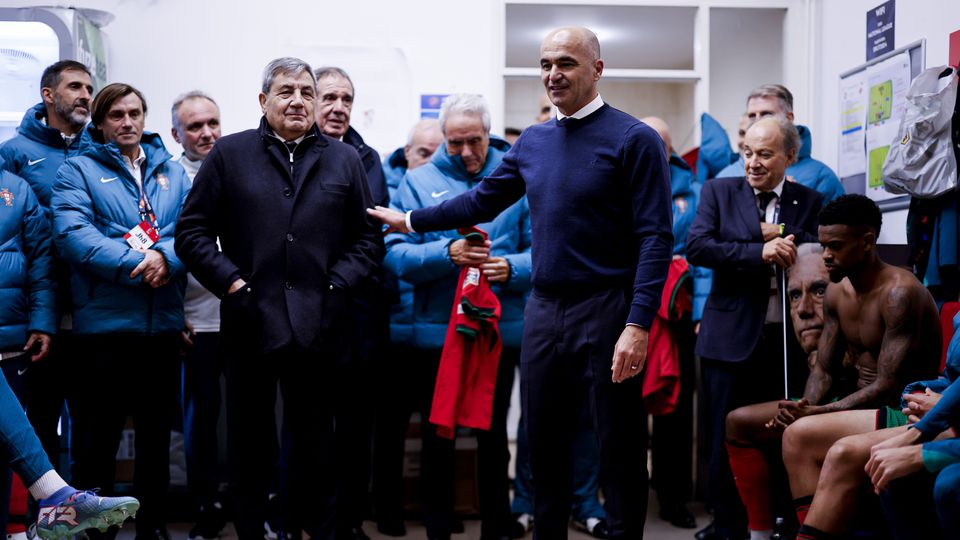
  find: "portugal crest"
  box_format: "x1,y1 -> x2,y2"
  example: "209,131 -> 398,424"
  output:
0,188 -> 13,207
156,174 -> 170,190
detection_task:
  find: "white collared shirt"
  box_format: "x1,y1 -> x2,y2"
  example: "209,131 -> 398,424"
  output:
754,177 -> 786,223
122,145 -> 147,188
556,94 -> 604,121
755,177 -> 787,324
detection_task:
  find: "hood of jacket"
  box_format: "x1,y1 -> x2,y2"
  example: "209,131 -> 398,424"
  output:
17,103 -> 76,149
384,146 -> 408,190
431,134 -> 510,182
670,153 -> 696,199
796,124 -> 813,161
81,123 -> 173,181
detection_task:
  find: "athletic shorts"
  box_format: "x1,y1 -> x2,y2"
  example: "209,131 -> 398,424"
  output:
876,406 -> 909,430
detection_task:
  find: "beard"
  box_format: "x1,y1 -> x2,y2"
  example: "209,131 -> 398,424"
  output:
53,95 -> 89,129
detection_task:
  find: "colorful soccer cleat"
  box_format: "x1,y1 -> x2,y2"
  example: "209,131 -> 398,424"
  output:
35,487 -> 139,539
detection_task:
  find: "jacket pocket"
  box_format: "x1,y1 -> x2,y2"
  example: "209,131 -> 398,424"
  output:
220,283 -> 259,336
321,284 -> 350,330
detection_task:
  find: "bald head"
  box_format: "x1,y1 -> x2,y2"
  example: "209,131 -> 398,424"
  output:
540,26 -> 604,116
641,116 -> 672,154
542,27 -> 601,62
405,118 -> 442,171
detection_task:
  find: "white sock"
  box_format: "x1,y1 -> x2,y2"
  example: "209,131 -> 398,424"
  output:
750,530 -> 773,540
27,470 -> 69,500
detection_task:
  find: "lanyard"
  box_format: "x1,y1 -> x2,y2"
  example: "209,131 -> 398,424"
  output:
136,179 -> 161,240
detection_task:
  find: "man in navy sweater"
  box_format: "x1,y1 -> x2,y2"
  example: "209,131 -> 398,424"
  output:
369,26 -> 673,539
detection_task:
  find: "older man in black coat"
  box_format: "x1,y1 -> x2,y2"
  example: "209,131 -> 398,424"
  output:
686,116 -> 822,540
174,57 -> 384,540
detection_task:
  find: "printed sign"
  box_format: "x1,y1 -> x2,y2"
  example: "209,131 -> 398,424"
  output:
866,1 -> 895,61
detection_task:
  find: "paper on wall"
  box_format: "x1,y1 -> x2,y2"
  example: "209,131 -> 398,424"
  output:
839,70 -> 867,177
864,51 -> 910,202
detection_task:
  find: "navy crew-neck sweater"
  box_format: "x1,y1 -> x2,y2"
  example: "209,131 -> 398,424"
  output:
411,103 -> 673,328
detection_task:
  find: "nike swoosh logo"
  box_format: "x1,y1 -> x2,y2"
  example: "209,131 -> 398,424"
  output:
28,158 -> 47,166
17,367 -> 28,376
431,190 -> 449,198
99,177 -> 118,183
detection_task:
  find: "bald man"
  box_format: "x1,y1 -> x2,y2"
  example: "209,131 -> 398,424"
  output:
369,26 -> 672,539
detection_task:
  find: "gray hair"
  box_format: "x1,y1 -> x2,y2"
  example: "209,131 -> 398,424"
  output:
261,57 -> 316,94
407,118 -> 440,145
747,84 -> 793,115
313,66 -> 354,94
796,243 -> 823,257
750,116 -> 801,164
438,93 -> 491,135
171,91 -> 218,131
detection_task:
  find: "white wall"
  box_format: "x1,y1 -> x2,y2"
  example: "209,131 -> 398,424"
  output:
813,0 -> 960,244
3,0 -> 818,161
709,7 -> 786,147
4,0 -> 503,158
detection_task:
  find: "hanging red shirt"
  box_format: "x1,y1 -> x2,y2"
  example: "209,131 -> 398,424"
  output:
430,227 -> 503,439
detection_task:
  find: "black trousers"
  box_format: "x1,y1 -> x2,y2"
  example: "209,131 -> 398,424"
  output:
0,352 -> 31,536
371,343 -> 418,527
334,292 -> 390,534
70,333 -> 180,535
27,331 -> 71,471
224,340 -> 338,540
523,289 -> 649,540
182,331 -> 225,510
651,318 -> 695,509
416,346 -> 516,539
700,324 -> 788,536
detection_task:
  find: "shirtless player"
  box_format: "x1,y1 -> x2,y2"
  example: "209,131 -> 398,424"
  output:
776,194 -> 941,539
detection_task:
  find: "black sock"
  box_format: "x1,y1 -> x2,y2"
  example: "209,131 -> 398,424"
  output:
796,524 -> 841,540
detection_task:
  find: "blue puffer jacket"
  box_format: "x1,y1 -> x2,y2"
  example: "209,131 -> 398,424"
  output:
690,113 -> 737,321
0,103 -> 90,213
670,153 -> 697,257
384,146 -> 407,201
0,171 -> 55,350
386,137 -> 531,349
695,112 -> 739,186
716,124 -> 844,203
52,127 -> 190,336
383,146 -> 415,345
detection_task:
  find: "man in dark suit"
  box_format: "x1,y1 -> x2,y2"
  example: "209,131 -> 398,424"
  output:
687,116 -> 823,540
174,57 -> 384,540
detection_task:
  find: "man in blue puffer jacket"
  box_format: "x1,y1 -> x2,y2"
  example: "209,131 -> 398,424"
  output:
0,60 -> 94,468
0,169 -> 55,377
51,83 -> 190,540
385,94 -> 531,540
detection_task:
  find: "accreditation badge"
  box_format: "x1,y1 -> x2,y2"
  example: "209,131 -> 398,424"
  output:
124,221 -> 160,249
